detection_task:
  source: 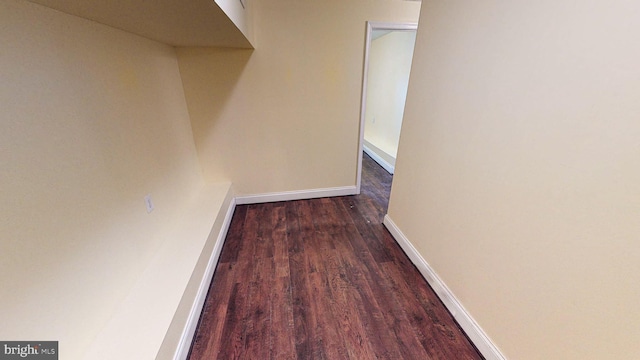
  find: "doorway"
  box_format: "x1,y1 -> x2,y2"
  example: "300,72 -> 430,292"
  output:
356,22 -> 417,193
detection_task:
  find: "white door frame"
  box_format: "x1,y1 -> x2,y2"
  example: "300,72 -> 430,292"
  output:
356,21 -> 418,193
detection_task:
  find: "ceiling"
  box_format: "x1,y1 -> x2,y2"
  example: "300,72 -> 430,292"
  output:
26,0 -> 252,48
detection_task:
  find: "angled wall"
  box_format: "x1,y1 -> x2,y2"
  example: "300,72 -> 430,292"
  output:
388,0 -> 640,359
0,1 -> 204,358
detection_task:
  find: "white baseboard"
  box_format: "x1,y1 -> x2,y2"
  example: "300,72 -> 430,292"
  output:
363,144 -> 395,174
173,198 -> 237,360
235,186 -> 357,205
383,215 -> 506,360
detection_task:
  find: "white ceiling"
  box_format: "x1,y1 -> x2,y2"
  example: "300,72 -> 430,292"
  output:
26,0 -> 252,48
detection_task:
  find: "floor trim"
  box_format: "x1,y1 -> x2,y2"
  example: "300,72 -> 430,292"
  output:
383,215 -> 507,360
363,144 -> 395,175
173,198 -> 237,360
235,186 -> 357,205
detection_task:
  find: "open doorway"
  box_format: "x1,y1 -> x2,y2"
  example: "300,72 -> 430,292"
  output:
356,22 -> 417,194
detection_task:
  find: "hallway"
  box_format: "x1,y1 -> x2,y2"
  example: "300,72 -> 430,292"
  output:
188,153 -> 483,359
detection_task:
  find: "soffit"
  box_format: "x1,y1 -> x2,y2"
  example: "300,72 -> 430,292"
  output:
26,0 -> 252,48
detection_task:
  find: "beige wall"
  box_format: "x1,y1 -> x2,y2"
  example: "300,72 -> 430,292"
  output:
388,1 -> 640,359
177,0 -> 421,195
0,1 -> 203,358
364,30 -> 416,160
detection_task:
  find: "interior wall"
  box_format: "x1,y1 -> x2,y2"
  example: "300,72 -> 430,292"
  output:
388,1 -> 640,359
364,30 -> 416,161
176,0 -> 421,195
0,1 -> 203,358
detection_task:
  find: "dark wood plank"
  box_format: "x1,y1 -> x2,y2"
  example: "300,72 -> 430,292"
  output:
187,263 -> 233,359
286,201 -> 329,359
217,205 -> 247,264
307,199 -> 379,360
188,205 -> 248,359
188,153 -> 484,360
243,205 -> 275,359
314,198 -> 397,356
324,198 -> 425,359
298,199 -> 350,359
216,205 -> 260,359
270,204 -> 296,359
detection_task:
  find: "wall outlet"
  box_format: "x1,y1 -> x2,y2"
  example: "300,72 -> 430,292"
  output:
144,194 -> 154,213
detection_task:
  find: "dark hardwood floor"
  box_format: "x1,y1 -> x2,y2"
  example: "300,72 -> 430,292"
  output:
188,153 -> 483,359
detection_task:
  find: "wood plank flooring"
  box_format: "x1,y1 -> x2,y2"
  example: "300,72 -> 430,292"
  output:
188,153 -> 483,359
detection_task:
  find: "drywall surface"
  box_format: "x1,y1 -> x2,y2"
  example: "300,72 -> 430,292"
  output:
0,1 -> 203,358
177,0 -> 420,196
364,30 -> 416,160
388,1 -> 640,359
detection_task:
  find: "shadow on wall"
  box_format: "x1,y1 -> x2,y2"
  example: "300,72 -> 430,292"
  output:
176,48 -> 253,170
